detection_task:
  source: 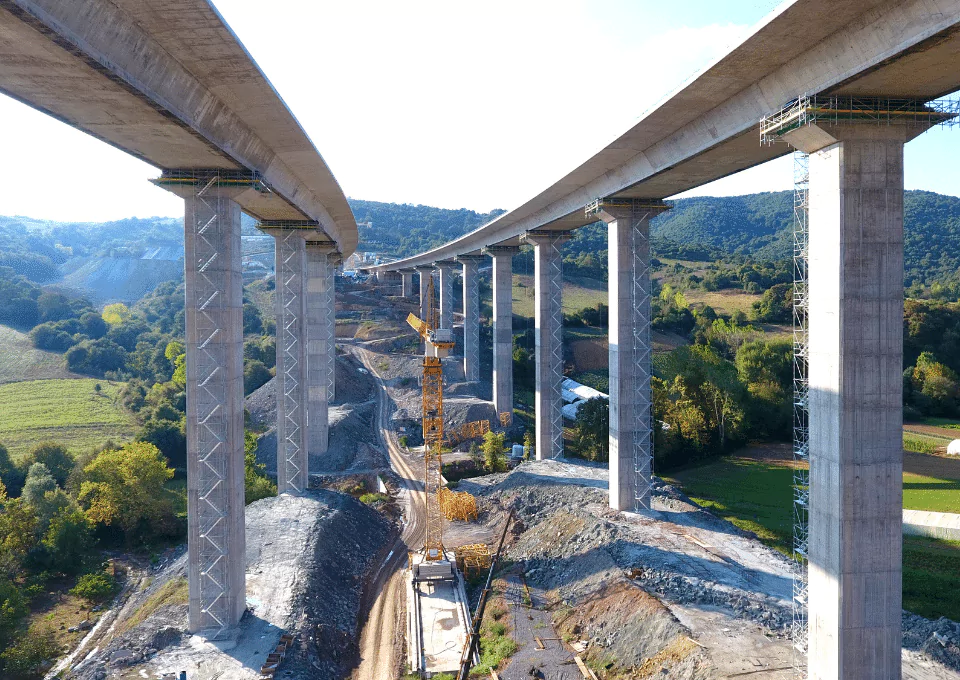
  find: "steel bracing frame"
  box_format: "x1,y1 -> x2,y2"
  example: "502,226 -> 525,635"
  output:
629,207 -> 655,511
461,259 -> 481,382
792,151 -> 810,676
277,229 -> 307,494
190,175 -> 233,638
320,252 -> 336,402
529,233 -> 566,459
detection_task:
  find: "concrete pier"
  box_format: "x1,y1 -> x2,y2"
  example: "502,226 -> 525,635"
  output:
785,121 -> 924,680
181,181 -> 246,635
524,232 -> 568,460
306,242 -> 336,455
437,261 -> 457,331
598,201 -> 668,511
400,269 -> 415,298
458,255 -> 484,383
264,227 -> 309,495
485,247 -> 518,423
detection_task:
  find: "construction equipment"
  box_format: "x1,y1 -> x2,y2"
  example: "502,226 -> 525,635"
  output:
406,275 -> 459,560
438,487 -> 479,522
445,419 -> 491,447
454,543 -> 492,579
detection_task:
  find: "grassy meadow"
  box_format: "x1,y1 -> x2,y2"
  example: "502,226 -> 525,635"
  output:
664,452 -> 960,620
0,324 -> 75,384
0,378 -> 138,459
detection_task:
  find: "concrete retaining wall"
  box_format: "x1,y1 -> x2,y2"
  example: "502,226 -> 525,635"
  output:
903,509 -> 960,541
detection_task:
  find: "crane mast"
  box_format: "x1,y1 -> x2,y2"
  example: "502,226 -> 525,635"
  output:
407,275 -> 455,560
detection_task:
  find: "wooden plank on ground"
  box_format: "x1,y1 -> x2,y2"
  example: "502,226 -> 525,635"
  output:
574,655 -> 592,679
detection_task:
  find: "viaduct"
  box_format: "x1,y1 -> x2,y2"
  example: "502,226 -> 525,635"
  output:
0,0 -> 358,639
367,1 -> 960,678
2,0 -> 960,677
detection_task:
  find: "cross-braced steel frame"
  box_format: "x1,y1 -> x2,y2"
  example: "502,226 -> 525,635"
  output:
191,175 -> 232,638
792,151 -> 810,676
528,232 -> 566,459
320,251 -> 336,402
629,207 -> 655,511
460,257 -> 481,382
277,229 -> 306,494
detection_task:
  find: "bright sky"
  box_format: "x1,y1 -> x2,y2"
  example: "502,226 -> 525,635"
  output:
0,0 -> 958,222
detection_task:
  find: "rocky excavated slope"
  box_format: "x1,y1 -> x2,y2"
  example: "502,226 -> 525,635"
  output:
459,460 -> 960,679
66,490 -> 396,680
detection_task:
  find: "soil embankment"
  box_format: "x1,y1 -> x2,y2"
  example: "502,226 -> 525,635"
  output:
66,490 -> 396,680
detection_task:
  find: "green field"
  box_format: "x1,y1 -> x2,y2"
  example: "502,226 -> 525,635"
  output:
0,379 -> 139,459
903,472 -> 960,513
665,456 -> 960,620
0,324 -> 74,384
512,276 -> 606,319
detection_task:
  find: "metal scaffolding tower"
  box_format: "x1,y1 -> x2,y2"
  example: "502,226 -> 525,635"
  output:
792,151 -> 810,676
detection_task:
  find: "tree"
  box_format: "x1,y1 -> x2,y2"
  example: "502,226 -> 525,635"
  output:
79,311 -> 108,339
78,442 -> 176,541
70,572 -> 118,603
24,442 -> 73,488
22,463 -> 57,507
0,576 -> 28,647
244,430 -> 276,504
0,626 -> 59,678
0,490 -> 38,574
29,323 -> 75,352
101,302 -> 131,326
523,431 -> 533,461
136,419 -> 186,470
482,431 -> 507,473
244,360 -> 272,395
0,444 -> 25,498
43,507 -> 95,575
573,397 -> 609,462
243,303 -> 264,334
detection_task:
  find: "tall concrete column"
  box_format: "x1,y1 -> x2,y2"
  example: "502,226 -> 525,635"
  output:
523,232 -> 568,460
177,177 -> 246,636
400,269 -> 415,298
327,255 -> 340,404
262,227 -> 309,495
485,246 -> 518,423
596,201 -> 669,511
784,120 -> 925,680
415,265 -> 434,324
458,255 -> 485,382
306,242 -> 337,455
437,261 -> 457,331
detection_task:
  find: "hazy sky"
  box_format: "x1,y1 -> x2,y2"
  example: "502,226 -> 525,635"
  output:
0,0 -> 957,222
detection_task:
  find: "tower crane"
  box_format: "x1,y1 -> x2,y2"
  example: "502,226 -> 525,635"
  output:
406,275 -> 455,560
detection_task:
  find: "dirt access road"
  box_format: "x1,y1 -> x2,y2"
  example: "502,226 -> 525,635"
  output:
352,346 -> 425,680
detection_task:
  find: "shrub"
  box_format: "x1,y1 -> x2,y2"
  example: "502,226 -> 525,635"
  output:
0,577 -> 28,646
136,419 -> 186,470
359,493 -> 388,506
244,359 -> 272,395
398,435 -> 409,448
70,571 -> 119,603
0,626 -> 58,678
23,442 -> 74,488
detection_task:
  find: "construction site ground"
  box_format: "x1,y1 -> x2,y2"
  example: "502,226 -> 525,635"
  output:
457,459 -> 960,679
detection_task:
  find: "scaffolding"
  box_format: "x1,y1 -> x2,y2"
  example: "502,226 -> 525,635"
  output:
761,95 -> 960,143
277,228 -> 306,494
791,151 -> 810,677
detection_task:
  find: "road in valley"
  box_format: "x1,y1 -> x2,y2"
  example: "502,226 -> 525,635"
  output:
352,346 -> 425,680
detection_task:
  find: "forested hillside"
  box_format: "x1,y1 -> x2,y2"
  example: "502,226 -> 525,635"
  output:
349,199 -> 506,257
